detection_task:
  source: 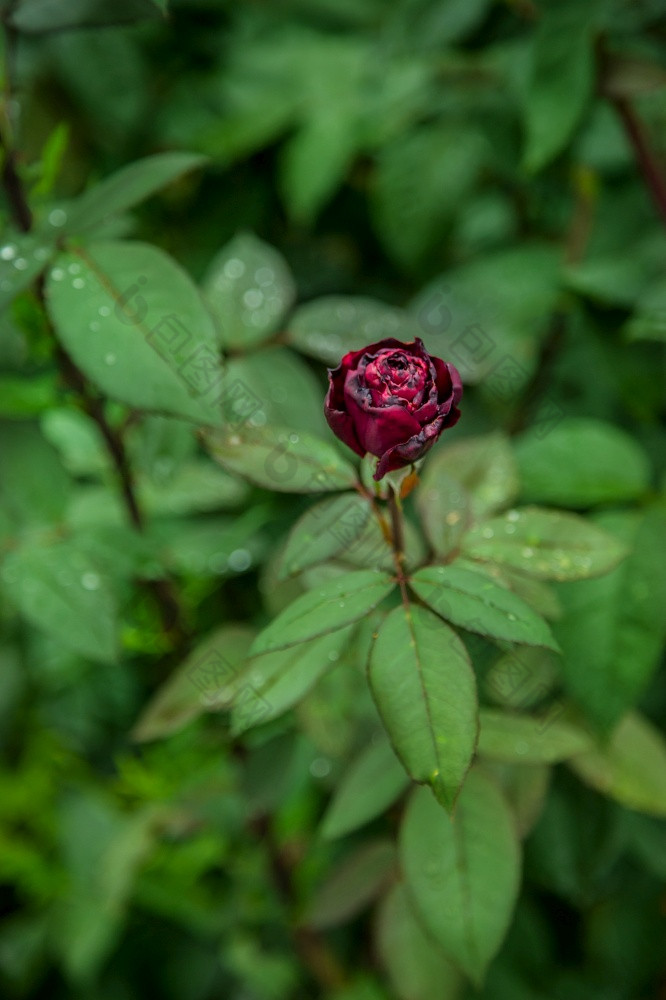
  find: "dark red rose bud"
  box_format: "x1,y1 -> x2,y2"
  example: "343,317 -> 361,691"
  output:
324,337 -> 462,481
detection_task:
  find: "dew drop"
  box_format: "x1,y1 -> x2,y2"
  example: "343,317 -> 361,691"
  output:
98,305 -> 111,317
507,510 -> 520,522
208,554 -> 228,574
51,267 -> 65,281
445,511 -> 461,525
288,433 -> 300,444
223,258 -> 245,279
514,740 -> 529,756
521,547 -> 534,558
243,287 -> 264,309
81,572 -> 100,591
13,258 -> 28,271
90,321 -> 100,332
48,208 -> 67,227
507,613 -> 517,622
68,262 -> 82,275
227,435 -> 241,446
255,267 -> 274,286
228,548 -> 252,572
34,247 -> 50,261
481,527 -> 494,539
310,757 -> 331,778
104,353 -> 117,366
72,277 -> 85,289
1,244 -> 17,260
328,650 -> 339,662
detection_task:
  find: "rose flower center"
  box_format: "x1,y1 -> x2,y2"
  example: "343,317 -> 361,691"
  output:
363,351 -> 428,408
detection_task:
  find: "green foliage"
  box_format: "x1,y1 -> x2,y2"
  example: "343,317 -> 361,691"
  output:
1,0 -> 665,998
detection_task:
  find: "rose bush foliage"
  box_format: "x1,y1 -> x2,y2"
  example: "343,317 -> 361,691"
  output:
1,1 -> 666,999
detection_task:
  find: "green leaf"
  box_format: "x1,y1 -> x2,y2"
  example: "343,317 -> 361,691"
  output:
369,604 -> 478,812
251,570 -> 395,655
375,884 -> 463,1000
486,565 -> 562,622
280,112 -> 358,224
0,374 -> 59,418
45,242 -> 223,425
155,510 -> 268,577
204,424 -> 358,493
477,709 -> 591,764
373,125 -> 486,269
416,431 -> 522,561
410,564 -> 559,651
41,408 -> 109,477
52,793 -> 159,981
415,467 -> 471,559
409,247 -> 560,389
32,122 -> 70,198
302,840 -> 395,929
232,625 -> 357,735
484,647 -> 559,710
462,506 -> 628,581
47,30 -> 147,152
286,296 -> 422,366
522,0 -> 597,172
400,772 -> 521,985
202,232 -> 295,349
137,460 -> 248,515
10,0 -> 162,32
278,36 -> 366,223
625,276 -> 666,343
483,762 -> 551,839
421,432 -> 519,523
390,0 -> 491,47
131,626 -> 255,742
525,776 -> 621,902
1,536 -> 119,664
0,422 -> 71,529
279,494 -> 372,578
64,153 -> 207,236
555,510 -> 666,729
514,418 -> 651,507
223,346 -> 328,436
568,713 -> 666,817
320,736 -> 410,839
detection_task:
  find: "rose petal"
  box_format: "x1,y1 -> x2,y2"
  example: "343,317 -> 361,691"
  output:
324,402 -> 365,457
345,394 -> 421,457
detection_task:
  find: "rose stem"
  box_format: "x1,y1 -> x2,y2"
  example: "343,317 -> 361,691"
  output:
387,486 -> 411,607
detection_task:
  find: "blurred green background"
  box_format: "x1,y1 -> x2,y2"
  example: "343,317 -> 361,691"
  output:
1,0 -> 666,998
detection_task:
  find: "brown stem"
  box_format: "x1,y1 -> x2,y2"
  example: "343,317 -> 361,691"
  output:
611,95 -> 666,228
54,343 -> 144,529
387,486 -> 410,608
1,145 -> 32,232
251,815 -> 348,991
0,120 -> 187,650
